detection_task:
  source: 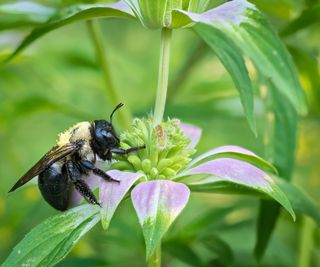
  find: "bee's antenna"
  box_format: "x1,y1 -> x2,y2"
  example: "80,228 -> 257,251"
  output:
110,103 -> 124,123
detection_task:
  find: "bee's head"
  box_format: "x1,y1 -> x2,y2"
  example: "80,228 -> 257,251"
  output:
91,103 -> 123,160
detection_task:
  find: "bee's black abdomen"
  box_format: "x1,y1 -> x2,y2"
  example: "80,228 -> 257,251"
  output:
38,166 -> 70,211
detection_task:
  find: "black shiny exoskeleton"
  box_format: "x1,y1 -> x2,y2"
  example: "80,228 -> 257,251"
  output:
9,103 -> 145,211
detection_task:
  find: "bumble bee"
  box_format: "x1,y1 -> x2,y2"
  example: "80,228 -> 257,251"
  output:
8,103 -> 145,211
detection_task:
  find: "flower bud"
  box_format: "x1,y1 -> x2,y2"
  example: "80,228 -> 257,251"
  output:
142,159 -> 152,173
128,155 -> 142,170
162,168 -> 176,178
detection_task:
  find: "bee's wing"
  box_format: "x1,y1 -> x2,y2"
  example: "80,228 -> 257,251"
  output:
9,143 -> 81,192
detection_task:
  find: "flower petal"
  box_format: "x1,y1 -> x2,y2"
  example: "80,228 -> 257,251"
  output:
188,145 -> 277,174
69,175 -> 101,208
131,180 -> 190,259
180,123 -> 202,149
184,158 -> 294,219
100,170 -> 144,229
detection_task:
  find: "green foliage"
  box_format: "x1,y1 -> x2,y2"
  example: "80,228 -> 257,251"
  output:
280,4 -> 320,36
0,2 -> 55,31
2,205 -> 99,267
194,25 -> 256,134
0,0 -> 319,266
5,2 -> 134,61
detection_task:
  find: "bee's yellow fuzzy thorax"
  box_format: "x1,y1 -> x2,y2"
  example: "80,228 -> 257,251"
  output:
57,121 -> 92,147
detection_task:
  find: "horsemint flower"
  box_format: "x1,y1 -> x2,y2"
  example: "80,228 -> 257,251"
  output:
71,117 -> 295,259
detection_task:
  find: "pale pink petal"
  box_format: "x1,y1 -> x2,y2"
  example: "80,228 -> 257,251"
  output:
180,123 -> 202,149
131,180 -> 190,259
100,170 -> 144,229
184,158 -> 295,219
190,145 -> 256,166
187,158 -> 271,188
187,145 -> 277,174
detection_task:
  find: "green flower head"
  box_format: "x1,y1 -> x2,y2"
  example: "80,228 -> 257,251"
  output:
112,117 -> 195,180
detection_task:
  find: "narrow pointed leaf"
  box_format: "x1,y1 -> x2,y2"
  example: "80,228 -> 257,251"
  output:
280,4 -> 320,36
2,205 -> 99,267
276,178 -> 320,224
255,79 -> 298,261
255,178 -> 320,261
173,0 -> 306,115
187,145 -> 277,174
100,170 -> 144,229
195,25 -> 256,134
131,180 -> 190,259
180,122 -> 202,149
6,1 -> 134,61
0,2 -> 55,31
184,158 -> 295,219
164,239 -> 203,267
255,201 -> 280,261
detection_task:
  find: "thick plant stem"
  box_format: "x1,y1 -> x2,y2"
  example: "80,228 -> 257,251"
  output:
87,20 -> 131,128
298,216 -> 315,267
148,245 -> 161,267
153,27 -> 172,127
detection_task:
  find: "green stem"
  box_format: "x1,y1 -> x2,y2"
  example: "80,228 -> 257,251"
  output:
153,27 -> 172,127
148,244 -> 161,267
87,20 -> 131,128
298,216 -> 315,267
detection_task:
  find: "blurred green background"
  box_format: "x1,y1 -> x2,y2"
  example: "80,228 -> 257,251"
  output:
0,0 -> 319,266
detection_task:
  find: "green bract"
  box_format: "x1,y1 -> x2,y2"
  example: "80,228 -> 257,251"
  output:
125,0 -> 209,28
112,118 -> 195,180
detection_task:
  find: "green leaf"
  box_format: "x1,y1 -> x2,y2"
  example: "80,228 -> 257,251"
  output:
255,176 -> 320,261
193,24 -> 256,134
276,178 -> 320,224
173,0 -> 307,115
254,201 -> 280,261
264,82 -> 298,180
0,2 -> 55,31
5,1 -> 134,62
2,205 -> 100,267
280,4 -> 320,36
254,78 -> 299,261
164,239 -> 204,267
289,45 -> 320,115
202,234 -> 234,267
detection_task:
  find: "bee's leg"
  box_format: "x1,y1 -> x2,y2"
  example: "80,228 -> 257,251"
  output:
65,160 -> 100,207
79,159 -> 120,184
92,168 -> 120,184
72,179 -> 101,207
79,159 -> 95,170
111,145 -> 145,155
